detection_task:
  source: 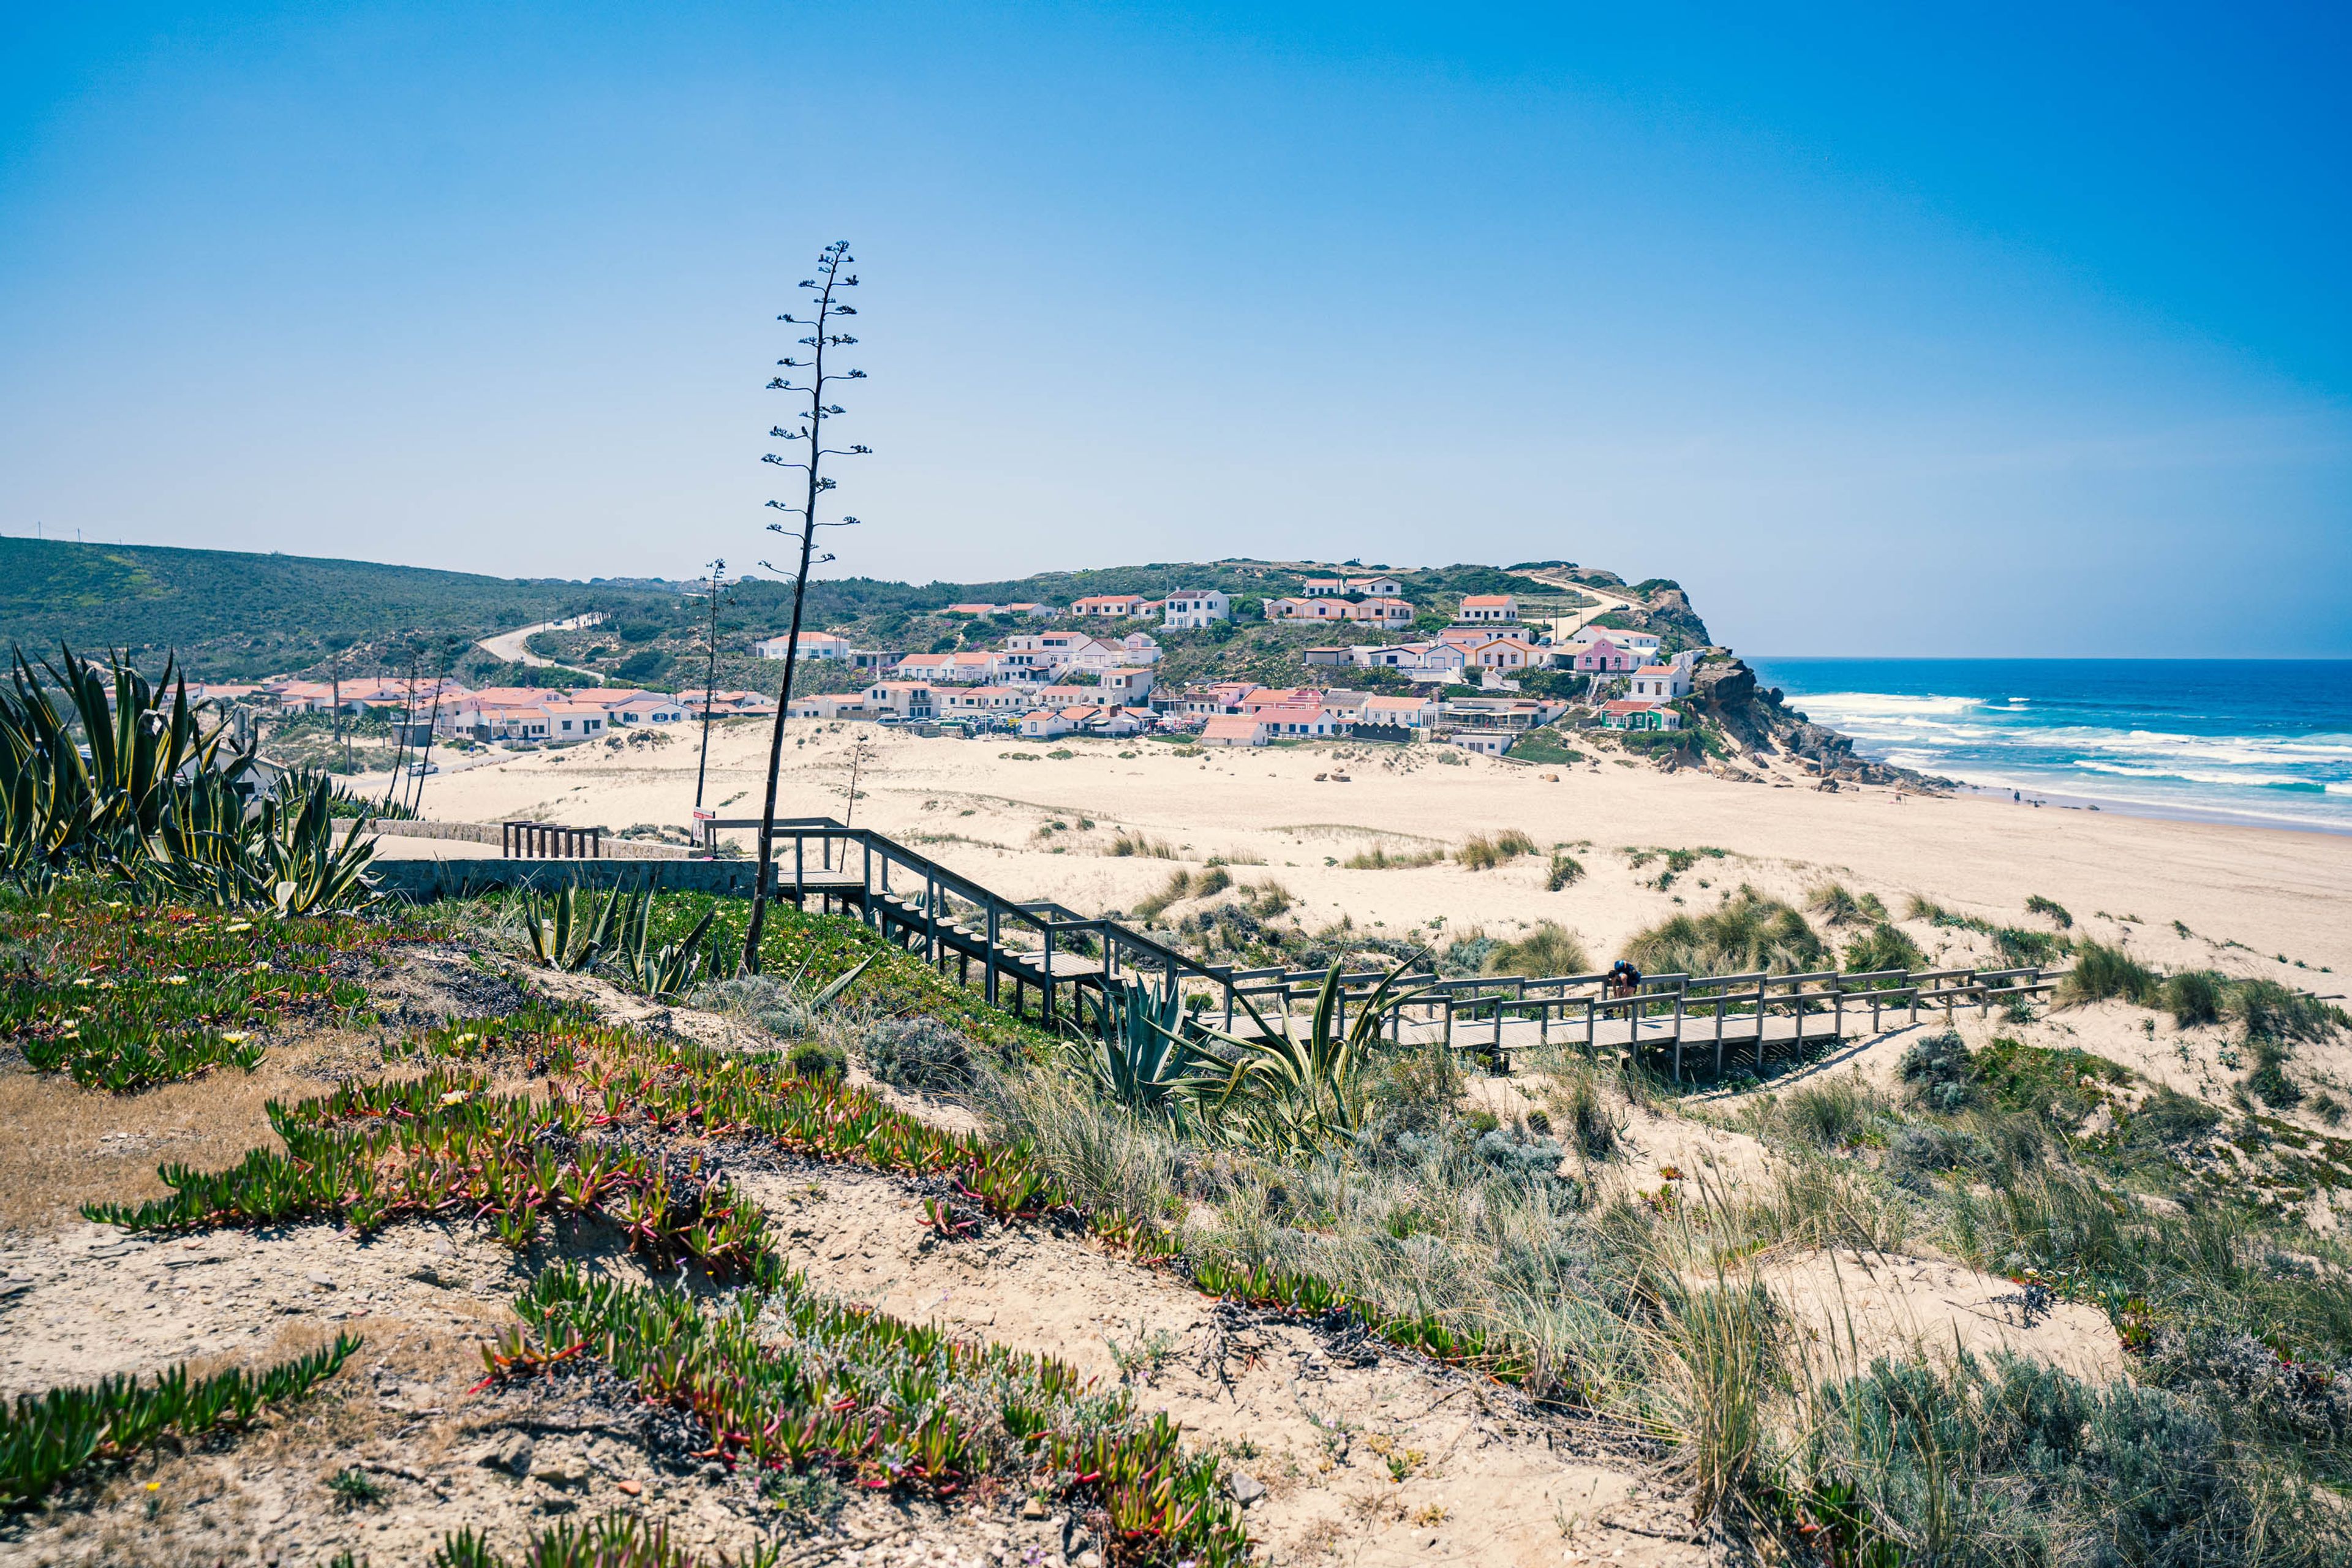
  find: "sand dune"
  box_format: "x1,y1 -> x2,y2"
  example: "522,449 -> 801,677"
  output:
399,720 -> 2352,981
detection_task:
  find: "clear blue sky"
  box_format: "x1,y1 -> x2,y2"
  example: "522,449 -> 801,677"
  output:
2,2 -> 2345,656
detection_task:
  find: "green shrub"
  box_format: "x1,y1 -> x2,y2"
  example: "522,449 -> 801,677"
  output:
1545,851 -> 1584,891
2163,969 -> 2227,1028
1803,1351 -> 2336,1567
1457,829 -> 1537,871
1,1333 -> 360,1507
1481,922 -> 1590,978
1624,886 -> 1825,977
861,1016 -> 972,1091
1992,925 -> 2067,967
786,1039 -> 846,1080
1808,883 -> 1887,927
2232,978 -> 2346,1045
1841,922 -> 1924,974
2059,941 -> 2158,1006
2025,894 -> 2073,928
1899,1030 -> 1975,1114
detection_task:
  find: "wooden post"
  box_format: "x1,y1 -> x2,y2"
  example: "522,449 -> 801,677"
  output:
984,900 -> 1000,1006
1043,923 -> 1057,1026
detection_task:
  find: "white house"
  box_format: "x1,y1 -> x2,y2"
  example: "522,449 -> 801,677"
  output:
862,681 -> 937,720
1199,715 -> 1268,747
1303,575 -> 1404,598
1450,733 -> 1515,756
787,693 -> 874,721
1159,589 -> 1231,628
609,695 -> 690,726
1626,663 -> 1692,702
1359,693 -> 1439,730
941,686 -> 1030,719
1097,667 -> 1157,703
541,701 -> 608,741
753,630 -> 854,662
1017,708 -> 1075,739
1456,594 -> 1519,624
1466,635 -> 1545,672
1071,594 -> 1158,619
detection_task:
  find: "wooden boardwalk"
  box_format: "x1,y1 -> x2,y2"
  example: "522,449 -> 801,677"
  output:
444,815 -> 2062,1084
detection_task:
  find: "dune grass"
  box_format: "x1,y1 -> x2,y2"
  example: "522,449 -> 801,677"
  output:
1623,886 -> 1826,977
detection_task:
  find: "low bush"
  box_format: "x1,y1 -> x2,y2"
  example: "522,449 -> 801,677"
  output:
1624,887 -> 1825,978
861,1015 -> 972,1091
1545,851 -> 1584,891
1807,883 -> 1887,927
1343,842 -> 1444,870
2059,941 -> 2159,1006
1481,922 -> 1591,978
1457,829 -> 1537,871
2025,894 -> 2074,928
2163,968 -> 2227,1028
1899,1030 -> 1975,1114
1,1333 -> 360,1507
1841,922 -> 1924,974
0,883 -> 387,1091
481,1266 -> 1247,1565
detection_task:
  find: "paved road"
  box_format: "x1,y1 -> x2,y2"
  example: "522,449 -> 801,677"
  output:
475,615 -> 606,684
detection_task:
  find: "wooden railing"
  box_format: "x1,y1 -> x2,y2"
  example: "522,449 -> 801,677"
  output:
698,815 -> 2068,1079
503,820 -> 603,858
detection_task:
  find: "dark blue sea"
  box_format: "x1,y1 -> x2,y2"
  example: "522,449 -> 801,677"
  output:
1743,659 -> 2352,834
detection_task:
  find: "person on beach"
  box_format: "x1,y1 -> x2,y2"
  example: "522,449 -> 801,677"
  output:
1606,960 -> 1643,999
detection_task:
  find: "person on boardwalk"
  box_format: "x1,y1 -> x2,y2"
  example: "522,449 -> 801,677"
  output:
1605,960 -> 1643,1000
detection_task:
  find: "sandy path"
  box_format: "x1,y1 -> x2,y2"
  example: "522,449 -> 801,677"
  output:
395,723 -> 2352,980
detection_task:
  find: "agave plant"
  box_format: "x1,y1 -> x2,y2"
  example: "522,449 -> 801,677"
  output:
0,644 -> 233,875
608,886 -> 737,1000
1196,959 -> 1430,1159
522,881 -> 625,971
1073,975 -> 1222,1125
142,771 -> 379,915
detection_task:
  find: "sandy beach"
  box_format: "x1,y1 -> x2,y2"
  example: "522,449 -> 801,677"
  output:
397,720 -> 2352,982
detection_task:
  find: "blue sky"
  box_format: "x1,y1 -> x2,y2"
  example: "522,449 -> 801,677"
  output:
2,2 -> 2345,656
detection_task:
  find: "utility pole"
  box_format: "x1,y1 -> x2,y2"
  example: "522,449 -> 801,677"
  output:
742,240 -> 870,972
694,557 -> 726,811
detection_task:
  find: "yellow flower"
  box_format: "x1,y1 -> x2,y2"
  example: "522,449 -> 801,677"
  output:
163,975 -> 190,986
439,1090 -> 470,1105
221,1032 -> 251,1045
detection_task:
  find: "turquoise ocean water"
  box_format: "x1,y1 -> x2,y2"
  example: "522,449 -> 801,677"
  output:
1743,659 -> 2352,835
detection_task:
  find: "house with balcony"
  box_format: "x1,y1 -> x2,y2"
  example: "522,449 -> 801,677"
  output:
941,686 -> 1029,722
1302,575 -> 1404,598
1071,594 -> 1158,619
862,681 -> 937,720
1095,667 -> 1156,703
1158,589 -> 1230,628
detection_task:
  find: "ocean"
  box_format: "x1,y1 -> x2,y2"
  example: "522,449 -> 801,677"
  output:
1742,659 -> 2352,835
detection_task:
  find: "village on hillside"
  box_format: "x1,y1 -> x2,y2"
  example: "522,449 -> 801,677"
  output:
186,570 -> 1715,766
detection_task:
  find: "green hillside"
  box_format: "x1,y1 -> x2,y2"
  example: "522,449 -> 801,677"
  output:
0,540 -> 673,680
0,542 -> 1711,691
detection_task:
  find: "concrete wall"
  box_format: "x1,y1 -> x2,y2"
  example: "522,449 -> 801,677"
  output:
371,857 -> 763,902
368,819 -> 692,860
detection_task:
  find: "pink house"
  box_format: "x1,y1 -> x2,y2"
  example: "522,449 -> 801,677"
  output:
1574,636 -> 1643,674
